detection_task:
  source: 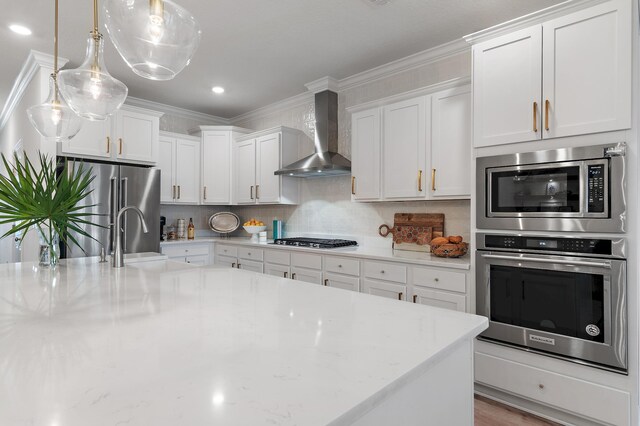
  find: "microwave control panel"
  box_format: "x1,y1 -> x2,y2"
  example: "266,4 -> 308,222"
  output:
587,164 -> 605,213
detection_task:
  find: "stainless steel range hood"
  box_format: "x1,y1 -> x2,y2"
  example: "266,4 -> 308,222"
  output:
275,90 -> 351,177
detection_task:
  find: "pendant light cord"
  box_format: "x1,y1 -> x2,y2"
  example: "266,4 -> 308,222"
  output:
93,0 -> 99,35
53,0 -> 59,103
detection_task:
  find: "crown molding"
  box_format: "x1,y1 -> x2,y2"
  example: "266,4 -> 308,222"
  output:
463,0 -> 608,44
346,77 -> 471,114
337,38 -> 470,92
230,91 -> 314,125
125,96 -> 230,125
0,50 -> 68,132
305,76 -> 339,93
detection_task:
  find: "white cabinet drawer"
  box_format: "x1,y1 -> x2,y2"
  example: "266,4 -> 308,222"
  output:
238,247 -> 264,261
364,261 -> 407,283
185,254 -> 209,265
324,272 -> 359,292
411,266 -> 466,293
291,252 -> 322,270
216,244 -> 237,258
264,249 -> 290,265
324,256 -> 360,276
162,244 -> 209,257
475,352 -> 630,426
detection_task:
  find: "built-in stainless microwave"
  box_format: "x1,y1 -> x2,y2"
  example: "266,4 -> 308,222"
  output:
476,143 -> 626,233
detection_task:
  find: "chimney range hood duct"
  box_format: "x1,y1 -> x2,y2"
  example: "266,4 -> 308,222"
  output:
274,90 -> 351,178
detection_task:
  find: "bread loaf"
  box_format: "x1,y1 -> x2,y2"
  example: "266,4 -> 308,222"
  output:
448,235 -> 463,244
430,237 -> 449,246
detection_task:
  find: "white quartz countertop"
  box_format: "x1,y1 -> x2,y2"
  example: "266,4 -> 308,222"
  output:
161,237 -> 471,270
0,258 -> 486,425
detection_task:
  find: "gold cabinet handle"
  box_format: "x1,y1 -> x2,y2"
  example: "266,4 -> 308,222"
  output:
292,273 -> 297,280
256,184 -> 260,200
106,136 -> 110,154
250,186 -> 254,200
203,186 -> 207,200
172,185 -> 176,199
237,263 -> 241,269
418,170 -> 423,192
398,292 -> 403,301
284,272 -> 288,278
118,138 -> 123,155
545,100 -> 550,131
324,279 -> 328,286
177,185 -> 181,199
231,262 -> 236,268
431,169 -> 436,191
413,294 -> 417,303
533,101 -> 538,132
351,176 -> 356,195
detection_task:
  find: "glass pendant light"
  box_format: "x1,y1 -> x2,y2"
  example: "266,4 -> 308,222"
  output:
58,0 -> 128,121
27,0 -> 83,142
103,0 -> 201,81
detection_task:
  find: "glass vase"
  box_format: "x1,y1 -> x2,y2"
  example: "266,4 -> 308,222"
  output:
37,227 -> 60,268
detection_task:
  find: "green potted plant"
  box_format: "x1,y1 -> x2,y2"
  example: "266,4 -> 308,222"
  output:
0,152 -> 99,267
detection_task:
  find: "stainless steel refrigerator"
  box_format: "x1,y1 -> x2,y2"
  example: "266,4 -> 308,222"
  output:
61,159 -> 161,258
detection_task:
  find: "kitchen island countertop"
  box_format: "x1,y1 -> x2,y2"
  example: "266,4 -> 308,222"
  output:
0,258 -> 486,425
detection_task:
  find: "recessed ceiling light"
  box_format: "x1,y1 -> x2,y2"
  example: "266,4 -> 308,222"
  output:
9,24 -> 32,36
211,86 -> 225,94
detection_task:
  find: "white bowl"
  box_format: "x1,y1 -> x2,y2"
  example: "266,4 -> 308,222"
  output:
243,225 -> 266,234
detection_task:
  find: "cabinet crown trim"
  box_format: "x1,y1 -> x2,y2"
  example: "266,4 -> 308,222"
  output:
190,126 -> 253,135
463,0 -> 608,44
235,126 -> 306,142
159,131 -> 200,141
346,77 -> 470,114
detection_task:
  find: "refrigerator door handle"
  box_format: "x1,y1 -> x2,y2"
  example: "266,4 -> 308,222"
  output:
121,177 -> 128,253
110,177 -> 119,255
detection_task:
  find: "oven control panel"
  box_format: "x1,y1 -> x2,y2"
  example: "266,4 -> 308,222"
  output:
587,164 -> 605,213
484,235 -> 612,255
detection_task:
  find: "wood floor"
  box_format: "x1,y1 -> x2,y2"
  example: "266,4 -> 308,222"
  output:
475,395 -> 561,426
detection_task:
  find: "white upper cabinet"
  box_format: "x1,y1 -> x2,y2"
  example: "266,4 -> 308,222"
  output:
59,105 -> 162,164
472,0 -> 630,147
233,127 -> 301,205
350,108 -> 381,201
473,26 -> 542,147
382,97 -> 428,200
430,86 -> 471,198
348,82 -> 470,202
196,126 -> 252,205
158,132 -> 200,205
255,133 -> 282,203
542,0 -> 631,139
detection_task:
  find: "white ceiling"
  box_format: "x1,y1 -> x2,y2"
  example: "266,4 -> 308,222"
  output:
1,0 -> 563,119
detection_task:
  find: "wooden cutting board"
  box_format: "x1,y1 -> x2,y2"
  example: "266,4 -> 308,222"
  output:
393,213 -> 444,238
378,213 -> 445,252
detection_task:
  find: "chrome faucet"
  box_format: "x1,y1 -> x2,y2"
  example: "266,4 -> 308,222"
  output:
112,206 -> 148,268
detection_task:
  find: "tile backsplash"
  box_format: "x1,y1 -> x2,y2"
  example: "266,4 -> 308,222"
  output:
160,50 -> 471,247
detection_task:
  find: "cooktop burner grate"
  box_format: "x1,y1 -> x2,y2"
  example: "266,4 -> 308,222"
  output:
272,237 -> 358,249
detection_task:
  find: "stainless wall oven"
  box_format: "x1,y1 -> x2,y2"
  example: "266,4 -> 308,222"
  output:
476,233 -> 627,372
476,143 -> 626,232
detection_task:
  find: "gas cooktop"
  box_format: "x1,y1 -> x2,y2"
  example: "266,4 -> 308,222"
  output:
272,237 -> 358,249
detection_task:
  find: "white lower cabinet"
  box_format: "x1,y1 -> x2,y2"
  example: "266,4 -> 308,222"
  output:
265,263 -> 290,278
410,287 -> 465,311
238,259 -> 263,273
475,351 -> 630,426
362,279 -> 407,301
161,243 -> 213,265
215,255 -> 237,268
323,272 -> 359,292
291,267 -> 323,285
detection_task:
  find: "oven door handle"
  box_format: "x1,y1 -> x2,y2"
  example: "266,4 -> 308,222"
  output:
480,253 -> 612,269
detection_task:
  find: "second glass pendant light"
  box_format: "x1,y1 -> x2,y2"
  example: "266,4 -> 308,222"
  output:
58,0 -> 128,121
